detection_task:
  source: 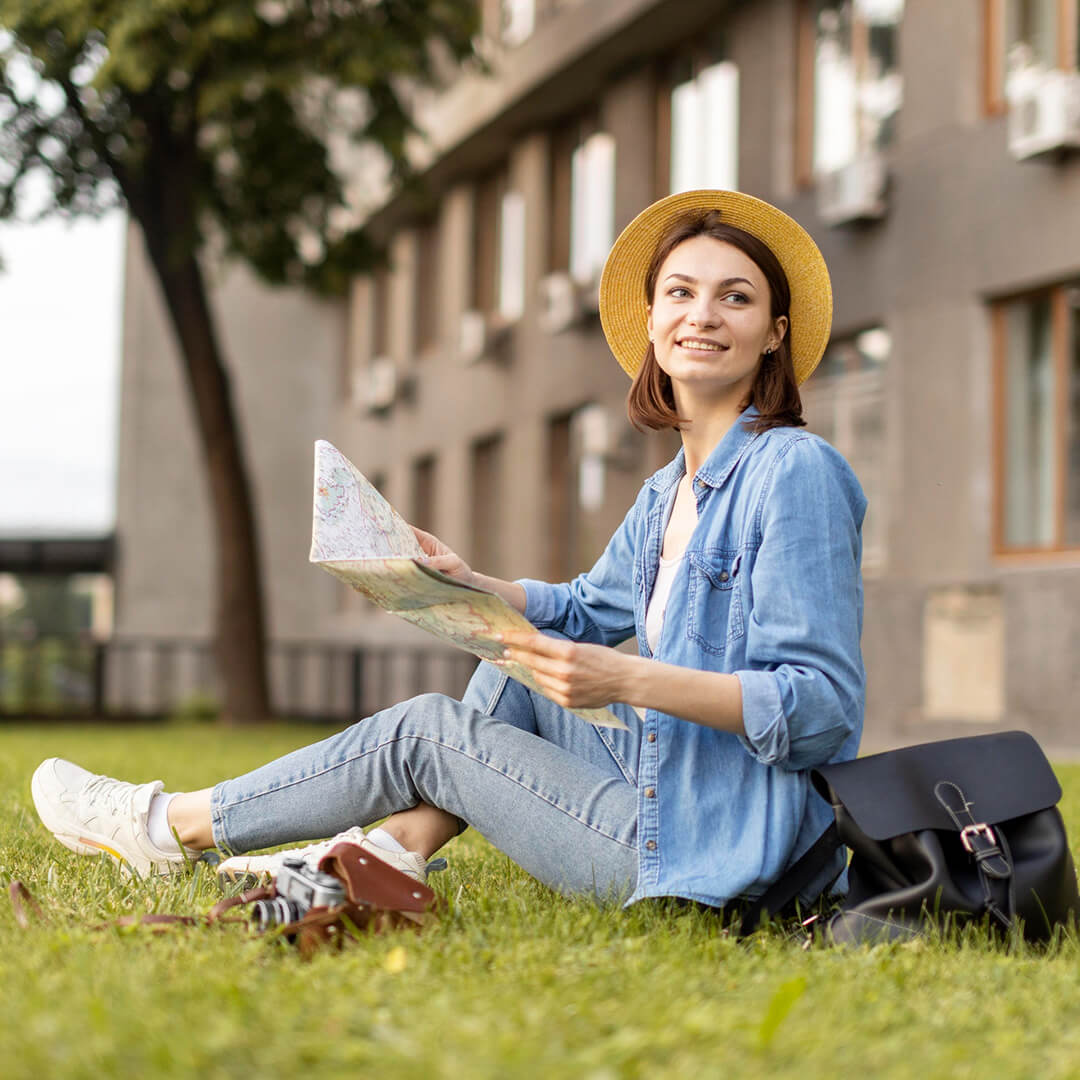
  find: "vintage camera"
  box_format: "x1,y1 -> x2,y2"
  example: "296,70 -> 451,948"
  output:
250,857 -> 346,933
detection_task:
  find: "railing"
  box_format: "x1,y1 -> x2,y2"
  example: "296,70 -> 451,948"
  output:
0,634 -> 478,722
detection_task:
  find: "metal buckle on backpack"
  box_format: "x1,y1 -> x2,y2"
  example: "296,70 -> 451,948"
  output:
960,822 -> 996,853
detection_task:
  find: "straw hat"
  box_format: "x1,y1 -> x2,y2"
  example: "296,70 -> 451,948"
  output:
598,189 -> 833,385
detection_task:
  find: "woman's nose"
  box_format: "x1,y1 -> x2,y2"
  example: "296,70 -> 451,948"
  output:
686,300 -> 719,329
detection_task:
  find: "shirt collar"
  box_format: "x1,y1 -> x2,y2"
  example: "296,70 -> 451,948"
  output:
646,405 -> 761,493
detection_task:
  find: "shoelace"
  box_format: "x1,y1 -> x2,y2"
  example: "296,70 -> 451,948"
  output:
81,774 -> 140,818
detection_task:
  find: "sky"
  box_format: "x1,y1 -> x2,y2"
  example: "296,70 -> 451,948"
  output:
0,210 -> 125,536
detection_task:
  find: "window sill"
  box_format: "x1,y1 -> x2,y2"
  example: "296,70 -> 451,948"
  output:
993,548 -> 1080,568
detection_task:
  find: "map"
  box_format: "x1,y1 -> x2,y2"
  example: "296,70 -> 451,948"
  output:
310,441 -> 625,729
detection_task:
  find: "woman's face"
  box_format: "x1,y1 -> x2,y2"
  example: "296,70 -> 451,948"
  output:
647,235 -> 787,402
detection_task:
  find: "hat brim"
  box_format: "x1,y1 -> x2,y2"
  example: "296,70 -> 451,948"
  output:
598,189 -> 833,385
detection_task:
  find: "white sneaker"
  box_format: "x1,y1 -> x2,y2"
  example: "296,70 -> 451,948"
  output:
215,828 -> 437,889
30,758 -> 193,877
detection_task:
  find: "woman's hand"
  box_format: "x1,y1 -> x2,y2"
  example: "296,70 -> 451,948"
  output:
412,526 -> 474,586
497,631 -> 635,710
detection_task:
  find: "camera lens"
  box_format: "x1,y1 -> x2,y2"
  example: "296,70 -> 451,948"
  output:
250,896 -> 303,932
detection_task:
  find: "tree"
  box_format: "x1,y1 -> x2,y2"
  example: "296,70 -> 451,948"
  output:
0,0 -> 477,723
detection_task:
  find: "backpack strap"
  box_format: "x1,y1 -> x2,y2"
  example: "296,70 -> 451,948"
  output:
737,821 -> 841,938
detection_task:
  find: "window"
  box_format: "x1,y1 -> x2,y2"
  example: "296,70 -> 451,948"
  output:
415,217 -> 441,353
501,0 -> 535,46
498,190 -> 526,320
471,166 -> 525,321
669,58 -> 739,193
799,0 -> 904,180
569,132 -> 615,285
470,435 -> 504,577
372,266 -> 390,361
802,327 -> 891,570
411,455 -> 438,536
471,169 -> 504,315
548,118 -> 615,286
984,0 -> 1079,113
547,124 -> 576,274
546,412 -> 576,581
993,284 -> 1080,551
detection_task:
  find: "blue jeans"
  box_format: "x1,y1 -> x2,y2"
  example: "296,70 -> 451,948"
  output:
210,662 -> 641,900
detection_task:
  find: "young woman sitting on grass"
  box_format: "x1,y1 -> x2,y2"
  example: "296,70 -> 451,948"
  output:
30,189 -> 866,911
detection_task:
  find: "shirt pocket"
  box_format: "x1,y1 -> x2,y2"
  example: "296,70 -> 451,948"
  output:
686,551 -> 744,656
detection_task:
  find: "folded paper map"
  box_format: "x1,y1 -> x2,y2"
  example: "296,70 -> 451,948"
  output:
309,440 -> 626,729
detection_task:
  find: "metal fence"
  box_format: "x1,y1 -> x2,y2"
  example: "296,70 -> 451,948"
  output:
0,634 -> 477,722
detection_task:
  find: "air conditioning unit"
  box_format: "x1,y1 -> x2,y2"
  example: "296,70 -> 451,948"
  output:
458,309 -> 511,364
352,357 -> 398,414
537,272 -> 601,333
817,154 -> 888,227
1008,69 -> 1080,160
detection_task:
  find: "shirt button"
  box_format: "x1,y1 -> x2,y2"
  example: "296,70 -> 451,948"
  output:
645,787 -> 656,798
718,570 -> 729,583
646,840 -> 657,851
647,732 -> 657,743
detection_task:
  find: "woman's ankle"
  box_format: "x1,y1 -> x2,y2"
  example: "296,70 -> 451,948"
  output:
166,789 -> 215,849
381,804 -> 459,860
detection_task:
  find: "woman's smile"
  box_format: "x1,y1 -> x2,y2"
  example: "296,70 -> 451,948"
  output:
676,337 -> 728,353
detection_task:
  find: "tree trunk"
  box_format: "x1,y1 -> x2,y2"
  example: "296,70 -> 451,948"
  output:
140,232 -> 272,725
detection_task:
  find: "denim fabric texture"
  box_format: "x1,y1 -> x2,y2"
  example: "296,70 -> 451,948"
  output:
518,406 -> 867,907
212,658 -> 642,901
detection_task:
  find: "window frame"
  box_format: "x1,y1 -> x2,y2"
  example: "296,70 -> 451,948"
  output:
983,0 -> 1080,115
991,283 -> 1080,558
794,0 -> 905,186
414,216 -> 442,355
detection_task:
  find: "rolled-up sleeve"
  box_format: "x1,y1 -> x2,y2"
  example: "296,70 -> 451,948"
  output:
736,437 -> 866,771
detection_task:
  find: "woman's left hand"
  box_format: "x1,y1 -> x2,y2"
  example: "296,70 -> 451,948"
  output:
497,631 -> 634,710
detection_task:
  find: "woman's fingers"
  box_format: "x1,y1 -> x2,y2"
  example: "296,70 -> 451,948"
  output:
497,634 -> 619,708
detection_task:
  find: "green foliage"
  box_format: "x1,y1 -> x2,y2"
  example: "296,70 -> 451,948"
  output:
0,575 -> 90,636
0,0 -> 479,290
3,723 -> 1080,1077
168,690 -> 219,723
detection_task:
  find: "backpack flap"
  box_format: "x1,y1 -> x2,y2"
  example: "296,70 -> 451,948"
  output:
811,731 -> 1061,842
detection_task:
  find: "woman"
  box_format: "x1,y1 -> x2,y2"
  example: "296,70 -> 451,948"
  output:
31,190 -> 865,910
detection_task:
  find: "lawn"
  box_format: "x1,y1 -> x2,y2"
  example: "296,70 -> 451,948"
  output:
3,721 -> 1080,1079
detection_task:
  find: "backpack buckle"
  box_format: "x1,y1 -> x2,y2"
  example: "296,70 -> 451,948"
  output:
960,822 -> 996,853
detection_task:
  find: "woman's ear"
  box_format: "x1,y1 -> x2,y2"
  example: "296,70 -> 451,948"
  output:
646,306 -> 654,342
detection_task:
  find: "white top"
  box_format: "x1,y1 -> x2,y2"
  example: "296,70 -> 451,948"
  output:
644,552 -> 683,655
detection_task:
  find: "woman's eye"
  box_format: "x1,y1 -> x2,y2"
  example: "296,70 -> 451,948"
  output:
723,292 -> 749,304
669,286 -> 691,298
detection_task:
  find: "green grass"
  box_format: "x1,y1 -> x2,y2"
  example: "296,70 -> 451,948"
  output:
3,722 -> 1080,1078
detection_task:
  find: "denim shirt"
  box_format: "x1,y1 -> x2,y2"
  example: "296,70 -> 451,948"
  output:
517,407 -> 866,907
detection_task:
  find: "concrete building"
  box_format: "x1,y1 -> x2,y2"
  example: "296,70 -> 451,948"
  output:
114,0 -> 1080,748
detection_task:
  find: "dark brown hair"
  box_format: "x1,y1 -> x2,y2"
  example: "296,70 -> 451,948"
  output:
626,210 -> 805,434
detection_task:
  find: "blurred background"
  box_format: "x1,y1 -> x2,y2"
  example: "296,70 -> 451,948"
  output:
2,0 -> 1079,749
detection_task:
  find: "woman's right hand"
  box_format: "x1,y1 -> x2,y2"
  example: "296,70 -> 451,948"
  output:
411,526 -> 475,586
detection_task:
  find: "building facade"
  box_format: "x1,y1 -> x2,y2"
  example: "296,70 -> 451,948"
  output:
114,0 -> 1080,747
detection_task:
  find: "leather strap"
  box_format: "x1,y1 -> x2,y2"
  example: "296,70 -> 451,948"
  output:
934,781 -> 1012,878
9,844 -> 442,951
934,780 -> 1014,931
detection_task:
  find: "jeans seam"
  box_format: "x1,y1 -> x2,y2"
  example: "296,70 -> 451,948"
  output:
217,732 -> 637,852
483,670 -> 511,716
595,726 -> 638,787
